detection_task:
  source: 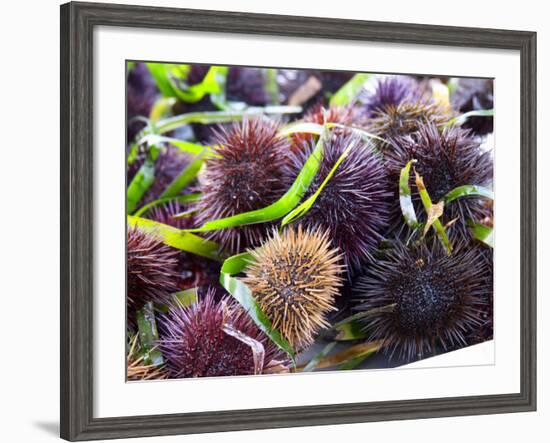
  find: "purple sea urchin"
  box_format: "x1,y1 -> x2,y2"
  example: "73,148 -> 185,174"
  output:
287,133 -> 392,271
147,200 -> 195,230
364,101 -> 449,153
361,76 -> 422,118
157,289 -> 290,378
385,122 -> 493,240
354,239 -> 492,361
194,118 -> 292,253
142,202 -> 222,291
243,225 -> 344,350
127,227 -> 180,314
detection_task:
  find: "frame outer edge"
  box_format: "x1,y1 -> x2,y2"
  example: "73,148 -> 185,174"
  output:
520,31 -> 537,411
61,2 -> 95,440
60,2 -> 537,440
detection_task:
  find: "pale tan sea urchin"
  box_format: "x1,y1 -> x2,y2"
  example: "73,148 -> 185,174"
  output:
243,225 -> 344,350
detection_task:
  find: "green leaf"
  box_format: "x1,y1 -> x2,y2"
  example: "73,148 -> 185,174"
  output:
146,63 -> 182,97
188,126 -> 329,233
128,215 -> 225,261
278,121 -> 326,137
423,201 -> 445,237
302,342 -> 337,372
444,184 -> 494,204
146,64 -> 229,104
149,97 -> 177,122
172,287 -> 199,307
126,145 -> 159,214
332,304 -> 396,341
138,134 -> 212,157
298,341 -> 381,371
220,252 -> 296,359
264,68 -> 280,105
415,171 -> 453,254
278,121 -> 385,143
155,106 -> 301,134
333,322 -> 368,341
182,66 -> 228,104
133,193 -> 201,218
282,139 -> 353,226
136,302 -> 163,366
159,155 -> 205,199
470,222 -> 494,248
329,73 -> 370,106
448,109 -> 494,127
338,352 -> 376,370
127,143 -> 139,166
399,159 -> 420,229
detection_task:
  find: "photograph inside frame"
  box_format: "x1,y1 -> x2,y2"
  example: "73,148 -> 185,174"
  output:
126,61 -> 494,381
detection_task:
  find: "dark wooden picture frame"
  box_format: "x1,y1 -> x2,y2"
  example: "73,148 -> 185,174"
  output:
60,2 -> 537,441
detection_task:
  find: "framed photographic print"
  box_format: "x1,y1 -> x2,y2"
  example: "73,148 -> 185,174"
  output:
60,1 -> 537,441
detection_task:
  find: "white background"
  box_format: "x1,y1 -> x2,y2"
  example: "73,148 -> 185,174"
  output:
0,0 -> 547,442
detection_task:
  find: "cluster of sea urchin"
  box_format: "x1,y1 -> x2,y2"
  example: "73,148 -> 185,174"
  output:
194,118 -> 292,253
353,239 -> 492,361
157,289 -> 290,378
127,227 -> 180,315
243,225 -> 344,350
385,122 -> 493,240
286,132 -> 392,271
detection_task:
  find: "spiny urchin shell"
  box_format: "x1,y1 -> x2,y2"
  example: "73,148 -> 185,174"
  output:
364,101 -> 449,153
143,202 -> 222,291
287,132 -> 392,271
385,122 -> 493,241
147,200 -> 195,230
157,289 -> 290,378
353,239 -> 492,361
127,227 -> 180,314
360,76 -> 422,118
243,225 -> 344,350
194,118 -> 292,253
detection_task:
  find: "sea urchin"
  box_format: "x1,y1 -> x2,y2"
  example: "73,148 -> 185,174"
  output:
194,118 -> 292,253
127,227 -> 180,315
360,76 -> 422,118
354,239 -> 492,361
287,132 -> 392,271
157,289 -> 290,378
243,225 -> 344,350
364,100 -> 449,153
